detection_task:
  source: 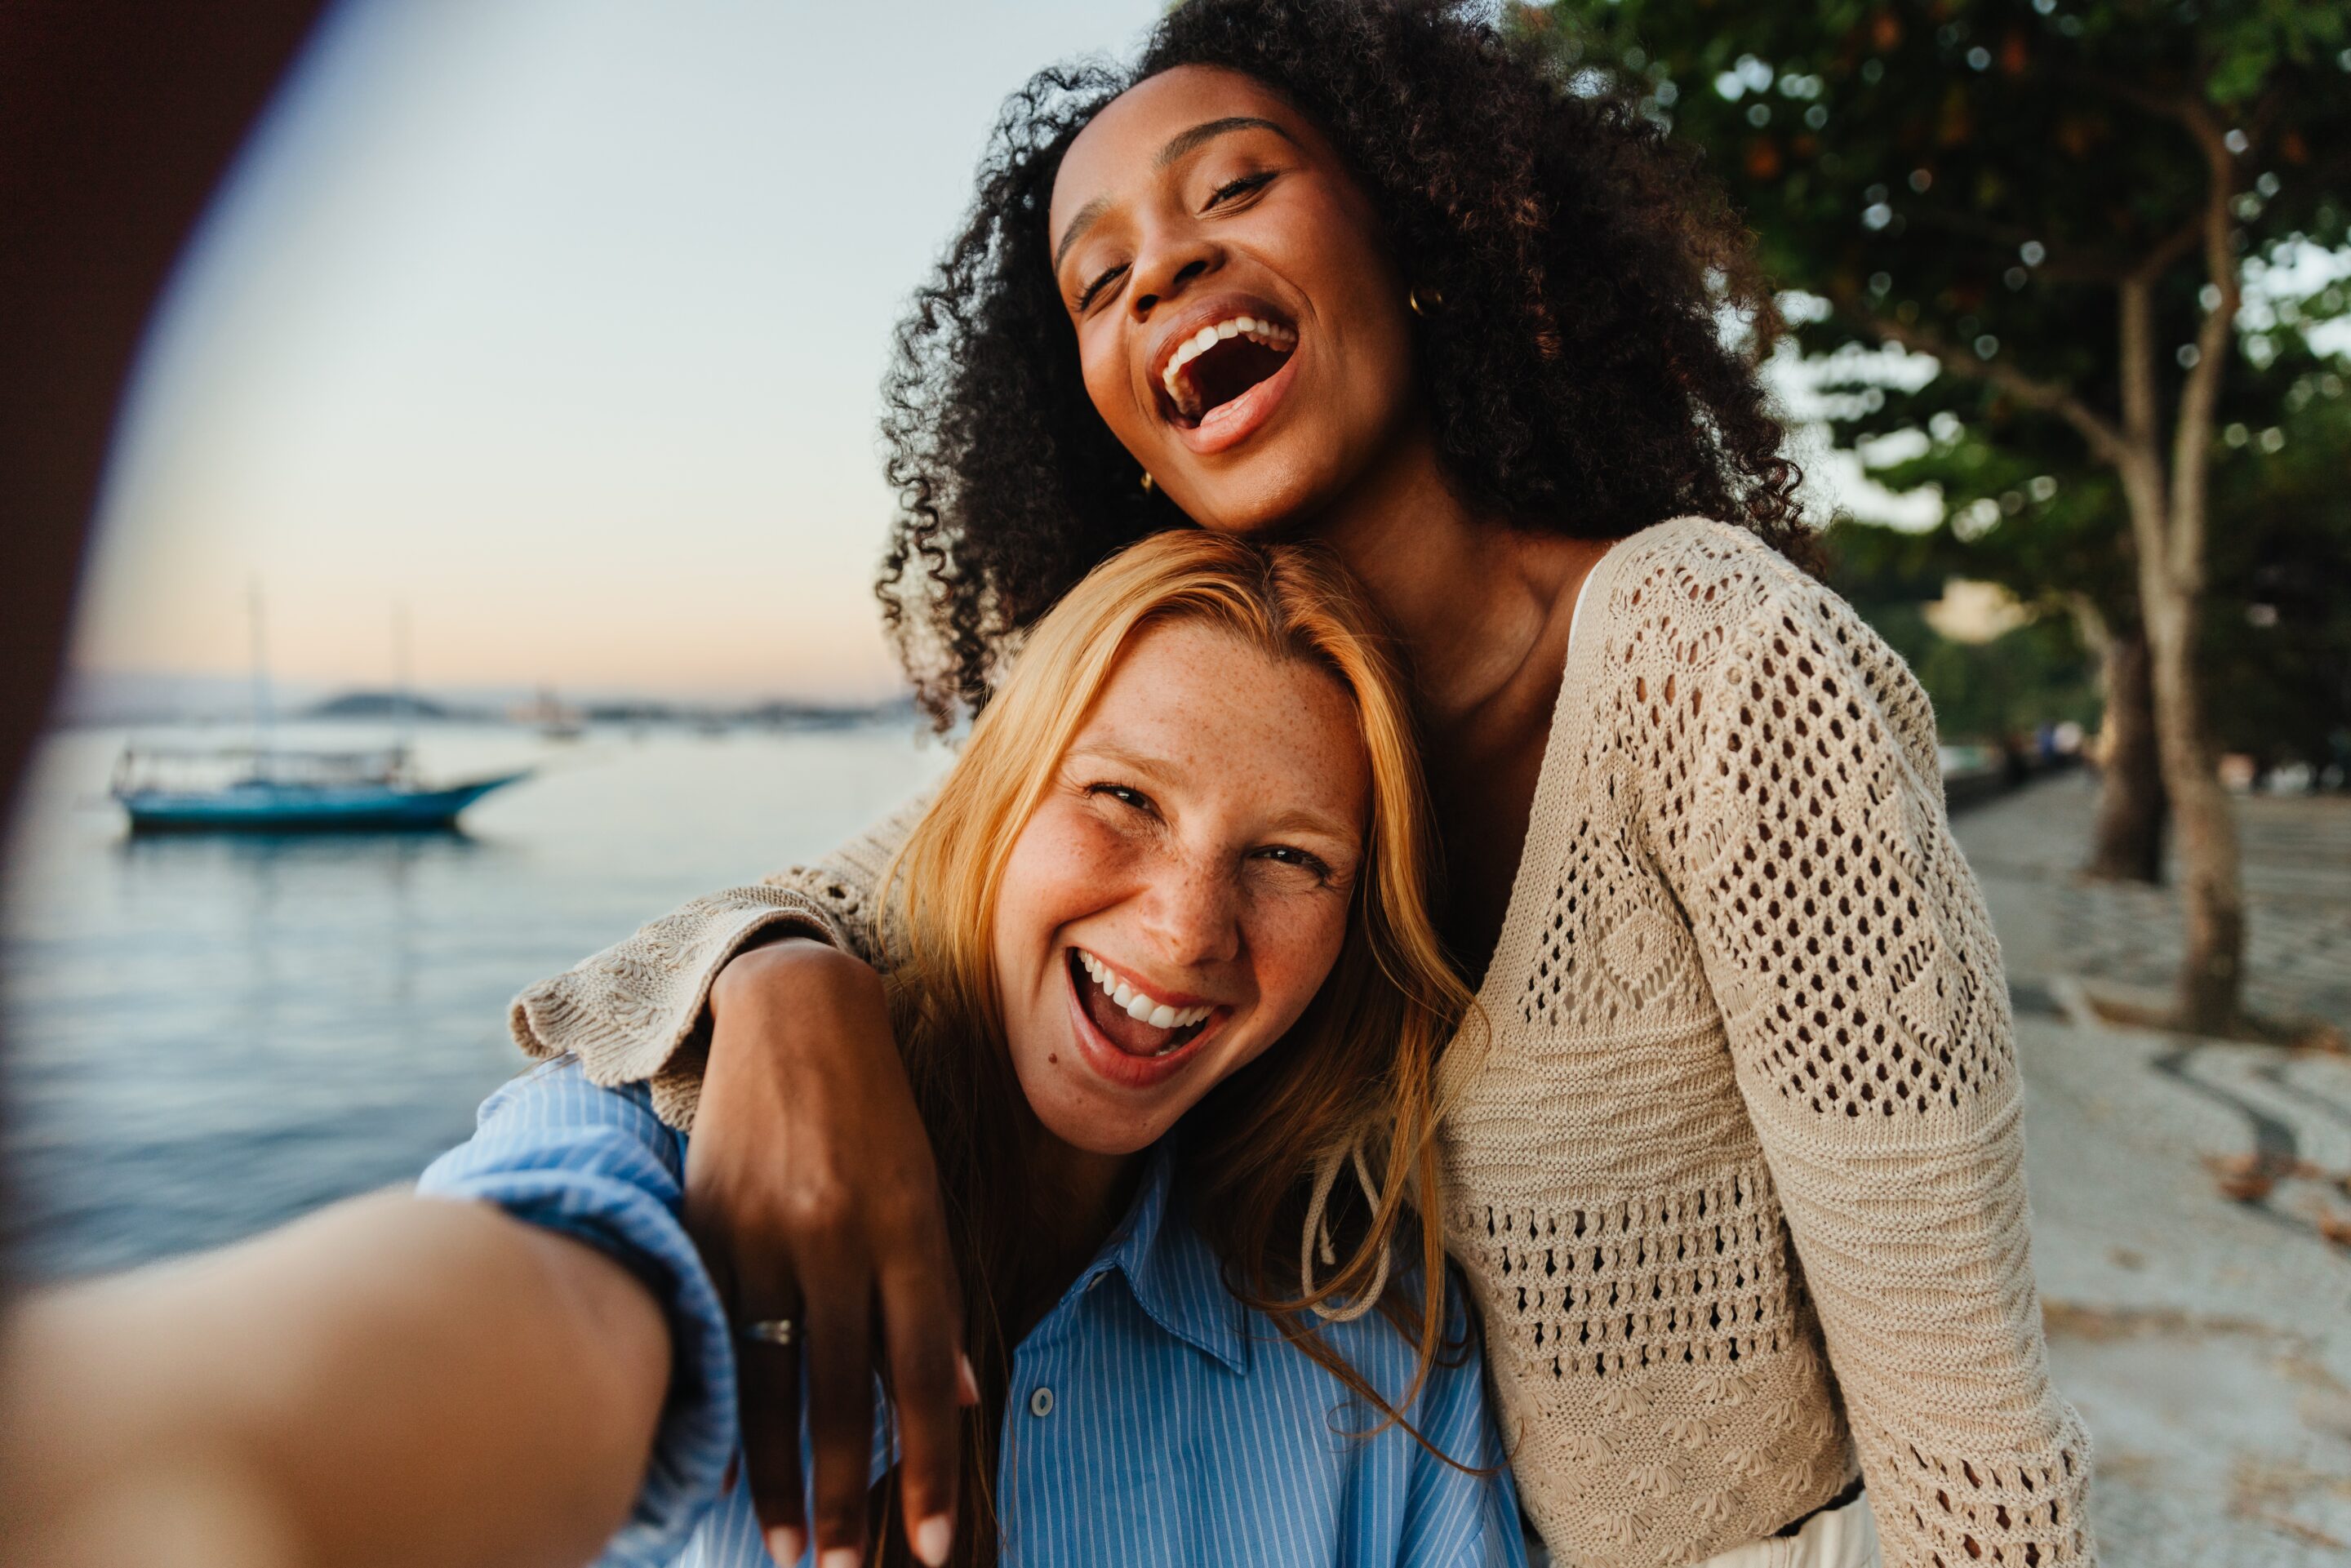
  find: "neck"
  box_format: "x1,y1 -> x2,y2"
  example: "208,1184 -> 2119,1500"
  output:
1302,423 -> 1589,729
1025,1131 -> 1144,1295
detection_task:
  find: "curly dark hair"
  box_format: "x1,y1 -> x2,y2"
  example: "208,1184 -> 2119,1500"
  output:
878,0 -> 1807,730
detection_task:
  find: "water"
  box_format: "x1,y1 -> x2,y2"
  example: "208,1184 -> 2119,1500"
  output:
2,721 -> 949,1280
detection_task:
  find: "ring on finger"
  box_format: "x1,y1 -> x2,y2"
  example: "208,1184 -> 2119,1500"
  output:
740,1317 -> 798,1348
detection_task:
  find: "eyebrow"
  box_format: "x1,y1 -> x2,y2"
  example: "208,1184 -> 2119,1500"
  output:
1064,740 -> 1176,788
1255,804 -> 1362,850
1154,115 -> 1298,169
1064,741 -> 1362,847
1051,115 -> 1302,274
1054,197 -> 1111,273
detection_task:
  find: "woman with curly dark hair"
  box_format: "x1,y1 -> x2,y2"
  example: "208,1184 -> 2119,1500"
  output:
514,4 -> 2093,1566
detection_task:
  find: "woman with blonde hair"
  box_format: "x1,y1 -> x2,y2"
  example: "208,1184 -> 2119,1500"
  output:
424,529 -> 1520,1567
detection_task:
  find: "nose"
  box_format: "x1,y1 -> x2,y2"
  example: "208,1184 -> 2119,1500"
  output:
1127,222 -> 1221,321
1136,856 -> 1241,971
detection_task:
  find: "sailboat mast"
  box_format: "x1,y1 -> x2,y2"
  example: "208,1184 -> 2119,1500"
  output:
248,578 -> 273,754
392,604 -> 413,762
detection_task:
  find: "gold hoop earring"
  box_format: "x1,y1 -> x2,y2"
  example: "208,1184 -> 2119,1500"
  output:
1140,471 -> 1156,494
1408,285 -> 1442,317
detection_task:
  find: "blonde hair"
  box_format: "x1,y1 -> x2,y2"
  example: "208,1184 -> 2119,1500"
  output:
874,531 -> 1474,1566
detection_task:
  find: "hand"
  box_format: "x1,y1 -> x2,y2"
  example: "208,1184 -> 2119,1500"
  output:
690,939 -> 972,1568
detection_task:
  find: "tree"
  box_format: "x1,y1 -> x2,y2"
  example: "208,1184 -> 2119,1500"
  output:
1825,384 -> 2167,880
1529,0 -> 2351,1032
1838,319 -> 2351,769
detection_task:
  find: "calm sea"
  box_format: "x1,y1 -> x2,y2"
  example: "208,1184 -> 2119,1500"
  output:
2,721 -> 949,1280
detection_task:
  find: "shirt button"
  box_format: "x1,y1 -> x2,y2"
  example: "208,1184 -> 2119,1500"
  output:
1028,1386 -> 1055,1418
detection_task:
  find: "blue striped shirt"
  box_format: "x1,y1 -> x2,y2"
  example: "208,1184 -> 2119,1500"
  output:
420,1059 -> 1526,1566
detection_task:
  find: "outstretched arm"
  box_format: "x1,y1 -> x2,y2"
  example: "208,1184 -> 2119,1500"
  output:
0,1188 -> 668,1568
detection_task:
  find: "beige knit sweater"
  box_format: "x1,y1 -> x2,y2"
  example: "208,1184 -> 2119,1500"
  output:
511,517 -> 2092,1568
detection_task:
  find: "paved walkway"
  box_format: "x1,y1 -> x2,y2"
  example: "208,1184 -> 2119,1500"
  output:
1956,774 -> 2351,1565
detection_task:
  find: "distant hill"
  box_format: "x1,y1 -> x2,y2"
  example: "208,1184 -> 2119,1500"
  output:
304,690 -> 470,721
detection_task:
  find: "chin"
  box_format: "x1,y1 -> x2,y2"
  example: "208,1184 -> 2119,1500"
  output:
1182,504 -> 1292,539
1036,1095 -> 1162,1158
1174,451 -> 1344,537
1010,1042 -> 1167,1157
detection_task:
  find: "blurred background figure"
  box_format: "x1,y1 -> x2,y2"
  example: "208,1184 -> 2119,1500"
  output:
2,3 -> 2348,1566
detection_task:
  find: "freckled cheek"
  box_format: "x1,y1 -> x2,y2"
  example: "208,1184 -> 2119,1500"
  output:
1239,898 -> 1353,1037
998,811 -> 1141,951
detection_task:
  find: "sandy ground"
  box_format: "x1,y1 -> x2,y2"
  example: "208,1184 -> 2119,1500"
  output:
1958,774 -> 2351,1566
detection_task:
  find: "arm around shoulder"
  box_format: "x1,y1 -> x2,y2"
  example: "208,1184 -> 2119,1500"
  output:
510,792 -> 929,1128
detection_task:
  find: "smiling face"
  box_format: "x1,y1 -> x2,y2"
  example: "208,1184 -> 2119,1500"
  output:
989,617 -> 1369,1156
1049,66 -> 1419,535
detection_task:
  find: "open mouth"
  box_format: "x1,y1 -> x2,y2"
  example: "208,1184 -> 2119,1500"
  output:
1158,313 -> 1298,429
1067,947 -> 1215,1059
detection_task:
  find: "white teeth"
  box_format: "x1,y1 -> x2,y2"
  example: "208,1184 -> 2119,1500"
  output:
1073,949 -> 1212,1032
1159,315 -> 1299,408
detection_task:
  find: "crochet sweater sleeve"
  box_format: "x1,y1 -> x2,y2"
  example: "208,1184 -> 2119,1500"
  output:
1632,539 -> 2094,1566
506,794 -> 927,1130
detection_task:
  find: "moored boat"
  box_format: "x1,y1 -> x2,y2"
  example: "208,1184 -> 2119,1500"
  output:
111,746 -> 527,833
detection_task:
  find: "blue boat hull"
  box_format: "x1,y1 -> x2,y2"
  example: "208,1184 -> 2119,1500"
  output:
119,773 -> 528,833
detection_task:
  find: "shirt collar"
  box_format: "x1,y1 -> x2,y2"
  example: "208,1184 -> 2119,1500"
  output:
1071,1139 -> 1251,1375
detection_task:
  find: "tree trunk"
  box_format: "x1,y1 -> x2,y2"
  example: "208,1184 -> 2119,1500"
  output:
2138,574 -> 2246,1033
2085,629 -> 2167,883
2113,113 -> 2247,1034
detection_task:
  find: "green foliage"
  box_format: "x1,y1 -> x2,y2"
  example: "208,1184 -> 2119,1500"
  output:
1524,0 -> 2350,350
1527,0 -> 2351,757
1916,615 -> 2103,745
1821,343 -> 2351,761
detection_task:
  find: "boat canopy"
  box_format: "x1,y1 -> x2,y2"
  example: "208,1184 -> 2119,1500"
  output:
113,745 -> 416,789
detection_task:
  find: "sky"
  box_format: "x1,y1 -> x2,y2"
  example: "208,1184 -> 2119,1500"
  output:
78,0 -> 1166,703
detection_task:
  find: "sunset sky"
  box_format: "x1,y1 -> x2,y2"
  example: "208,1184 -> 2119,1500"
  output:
77,0 -> 1165,702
